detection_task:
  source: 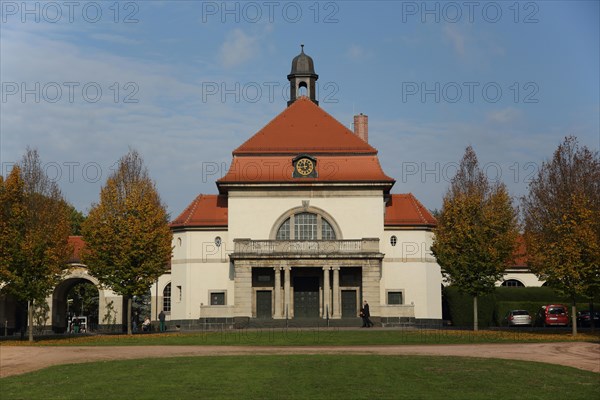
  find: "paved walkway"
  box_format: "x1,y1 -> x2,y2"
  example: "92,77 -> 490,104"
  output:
1,342 -> 599,378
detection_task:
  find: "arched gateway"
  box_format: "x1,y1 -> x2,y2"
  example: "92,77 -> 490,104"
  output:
49,266 -> 125,333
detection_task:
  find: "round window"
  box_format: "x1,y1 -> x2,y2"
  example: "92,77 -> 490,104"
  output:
215,236 -> 222,247
390,235 -> 397,247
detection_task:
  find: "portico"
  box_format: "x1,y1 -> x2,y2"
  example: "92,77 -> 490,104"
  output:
231,239 -> 382,320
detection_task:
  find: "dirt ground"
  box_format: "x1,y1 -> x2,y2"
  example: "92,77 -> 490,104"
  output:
1,342 -> 599,378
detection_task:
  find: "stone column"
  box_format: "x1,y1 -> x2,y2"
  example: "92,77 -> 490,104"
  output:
322,266 -> 331,318
361,260 -> 381,320
284,266 -> 291,319
234,262 -> 252,317
273,266 -> 282,319
332,267 -> 341,319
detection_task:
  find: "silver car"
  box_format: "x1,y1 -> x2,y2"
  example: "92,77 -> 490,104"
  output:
504,310 -> 532,327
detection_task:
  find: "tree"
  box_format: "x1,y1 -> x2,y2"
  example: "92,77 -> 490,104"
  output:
432,146 -> 519,330
0,149 -> 71,341
68,205 -> 86,235
522,136 -> 600,335
82,150 -> 172,335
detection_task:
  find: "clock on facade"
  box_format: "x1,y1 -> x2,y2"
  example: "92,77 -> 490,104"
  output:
292,154 -> 317,178
296,158 -> 314,176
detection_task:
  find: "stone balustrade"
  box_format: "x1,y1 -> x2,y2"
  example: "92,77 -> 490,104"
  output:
232,238 -> 380,257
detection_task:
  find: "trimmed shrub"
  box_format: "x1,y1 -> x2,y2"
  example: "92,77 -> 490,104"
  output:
443,287 -> 496,328
495,287 -> 560,301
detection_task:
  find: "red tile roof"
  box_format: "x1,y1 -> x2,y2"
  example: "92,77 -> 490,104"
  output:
68,236 -> 85,263
512,235 -> 528,267
385,194 -> 437,227
219,98 -> 395,186
233,97 -> 378,155
218,155 -> 394,184
171,195 -> 228,228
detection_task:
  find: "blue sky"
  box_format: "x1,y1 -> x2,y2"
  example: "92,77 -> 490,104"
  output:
1,0 -> 599,217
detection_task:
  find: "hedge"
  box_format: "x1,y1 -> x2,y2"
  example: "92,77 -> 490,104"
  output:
443,286 -> 599,327
443,287 -> 496,327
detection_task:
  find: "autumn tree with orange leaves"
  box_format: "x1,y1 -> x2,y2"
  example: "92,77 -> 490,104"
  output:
522,136 -> 600,335
432,146 -> 519,331
0,149 -> 71,341
82,150 -> 172,335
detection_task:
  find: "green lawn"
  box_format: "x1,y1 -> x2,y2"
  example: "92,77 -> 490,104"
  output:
2,355 -> 598,400
3,328 -> 599,346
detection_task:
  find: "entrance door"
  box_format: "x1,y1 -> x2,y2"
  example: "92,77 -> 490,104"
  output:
256,291 -> 272,319
293,277 -> 319,318
341,290 -> 357,318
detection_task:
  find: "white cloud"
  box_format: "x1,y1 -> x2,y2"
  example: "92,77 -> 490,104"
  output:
366,115 -> 560,211
346,44 -> 366,61
90,33 -> 142,46
218,29 -> 259,68
443,25 -> 466,56
0,25 -> 275,215
487,108 -> 522,123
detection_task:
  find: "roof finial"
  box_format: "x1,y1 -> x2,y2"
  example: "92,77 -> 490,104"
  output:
301,44 -> 304,53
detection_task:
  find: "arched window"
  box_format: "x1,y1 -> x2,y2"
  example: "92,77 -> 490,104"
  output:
390,236 -> 397,247
163,283 -> 171,312
322,219 -> 335,240
501,279 -> 524,288
275,212 -> 337,240
295,212 -> 317,240
276,218 -> 290,240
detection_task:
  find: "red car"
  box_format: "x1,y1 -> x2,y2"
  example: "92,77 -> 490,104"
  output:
536,305 -> 569,327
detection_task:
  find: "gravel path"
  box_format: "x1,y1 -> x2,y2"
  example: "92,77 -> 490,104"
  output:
1,342 -> 599,378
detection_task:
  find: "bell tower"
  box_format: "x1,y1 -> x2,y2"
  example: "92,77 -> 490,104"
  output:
287,44 -> 319,106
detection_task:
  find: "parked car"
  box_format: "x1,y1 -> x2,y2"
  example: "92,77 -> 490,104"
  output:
577,310 -> 600,327
503,310 -> 532,327
536,305 -> 569,327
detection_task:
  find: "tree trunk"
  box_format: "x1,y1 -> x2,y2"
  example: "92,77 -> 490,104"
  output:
28,300 -> 34,342
127,296 -> 132,335
571,298 -> 577,336
473,296 -> 478,331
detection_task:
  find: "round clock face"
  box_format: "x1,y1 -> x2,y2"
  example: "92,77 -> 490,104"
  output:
296,158 -> 314,176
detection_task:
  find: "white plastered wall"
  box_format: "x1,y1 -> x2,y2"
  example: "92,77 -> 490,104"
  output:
161,229 -> 230,320
498,273 -> 544,287
381,230 -> 442,319
228,191 -> 385,241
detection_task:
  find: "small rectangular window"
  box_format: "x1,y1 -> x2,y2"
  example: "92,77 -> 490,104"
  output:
210,292 -> 226,306
388,291 -> 403,305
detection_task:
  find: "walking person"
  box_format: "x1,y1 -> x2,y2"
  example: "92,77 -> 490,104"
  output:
362,300 -> 374,328
159,310 -> 166,332
360,307 -> 368,327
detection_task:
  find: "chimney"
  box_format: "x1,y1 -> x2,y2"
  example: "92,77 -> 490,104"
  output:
353,113 -> 368,142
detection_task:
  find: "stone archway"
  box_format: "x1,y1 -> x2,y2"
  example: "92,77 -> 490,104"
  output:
52,268 -> 104,333
51,267 -> 107,333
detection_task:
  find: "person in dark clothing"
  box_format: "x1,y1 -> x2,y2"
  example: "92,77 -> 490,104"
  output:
362,300 -> 374,327
132,312 -> 139,333
360,307 -> 368,327
159,310 -> 166,332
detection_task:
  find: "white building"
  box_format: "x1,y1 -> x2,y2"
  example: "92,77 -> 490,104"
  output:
1,49 -> 544,335
152,48 -> 443,328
